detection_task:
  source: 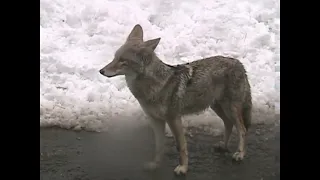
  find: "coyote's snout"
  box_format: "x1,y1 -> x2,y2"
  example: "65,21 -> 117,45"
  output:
99,57 -> 126,77
99,24 -> 252,176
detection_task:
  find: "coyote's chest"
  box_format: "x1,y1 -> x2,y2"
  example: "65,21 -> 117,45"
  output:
127,83 -> 167,120
126,79 -> 157,101
125,76 -> 168,120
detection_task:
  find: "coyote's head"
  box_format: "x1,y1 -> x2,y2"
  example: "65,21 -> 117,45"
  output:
99,24 -> 161,78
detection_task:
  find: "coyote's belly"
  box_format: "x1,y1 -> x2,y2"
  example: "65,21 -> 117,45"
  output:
180,92 -> 215,115
179,78 -> 225,115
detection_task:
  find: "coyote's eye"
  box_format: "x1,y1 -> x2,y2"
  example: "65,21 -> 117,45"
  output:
119,57 -> 126,62
119,58 -> 128,66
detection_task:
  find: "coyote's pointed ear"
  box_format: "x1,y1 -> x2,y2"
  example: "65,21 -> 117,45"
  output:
127,24 -> 143,42
143,38 -> 161,51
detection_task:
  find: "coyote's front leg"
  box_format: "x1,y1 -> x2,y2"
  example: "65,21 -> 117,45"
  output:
144,117 -> 166,170
167,117 -> 188,175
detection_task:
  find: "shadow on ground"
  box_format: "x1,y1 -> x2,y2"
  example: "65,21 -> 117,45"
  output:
40,122 -> 280,180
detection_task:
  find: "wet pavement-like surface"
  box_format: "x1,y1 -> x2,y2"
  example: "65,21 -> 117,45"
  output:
40,123 -> 280,180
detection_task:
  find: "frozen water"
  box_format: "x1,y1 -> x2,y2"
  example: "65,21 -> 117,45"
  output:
40,0 -> 280,133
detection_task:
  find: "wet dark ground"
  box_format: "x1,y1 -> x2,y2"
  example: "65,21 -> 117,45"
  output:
40,121 -> 280,180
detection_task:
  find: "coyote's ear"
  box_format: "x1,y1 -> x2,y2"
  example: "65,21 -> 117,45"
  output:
127,24 -> 143,42
143,38 -> 161,51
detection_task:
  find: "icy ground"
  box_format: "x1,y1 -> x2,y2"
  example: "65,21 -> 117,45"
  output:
40,0 -> 280,133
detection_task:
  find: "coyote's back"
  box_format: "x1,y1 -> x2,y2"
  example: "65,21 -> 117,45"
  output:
179,56 -> 252,129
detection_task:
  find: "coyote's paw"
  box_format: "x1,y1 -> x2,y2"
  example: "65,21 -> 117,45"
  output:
143,161 -> 160,171
214,141 -> 230,153
232,151 -> 245,161
174,165 -> 188,175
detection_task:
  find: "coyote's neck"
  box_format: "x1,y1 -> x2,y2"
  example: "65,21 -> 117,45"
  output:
125,56 -> 174,101
144,57 -> 174,82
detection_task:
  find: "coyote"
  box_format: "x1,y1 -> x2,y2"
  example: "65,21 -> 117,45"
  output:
99,24 -> 252,175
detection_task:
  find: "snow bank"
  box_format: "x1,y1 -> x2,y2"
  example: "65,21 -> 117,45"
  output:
40,0 -> 280,133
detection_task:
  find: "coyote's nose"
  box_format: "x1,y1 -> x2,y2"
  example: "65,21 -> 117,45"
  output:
99,69 -> 104,75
